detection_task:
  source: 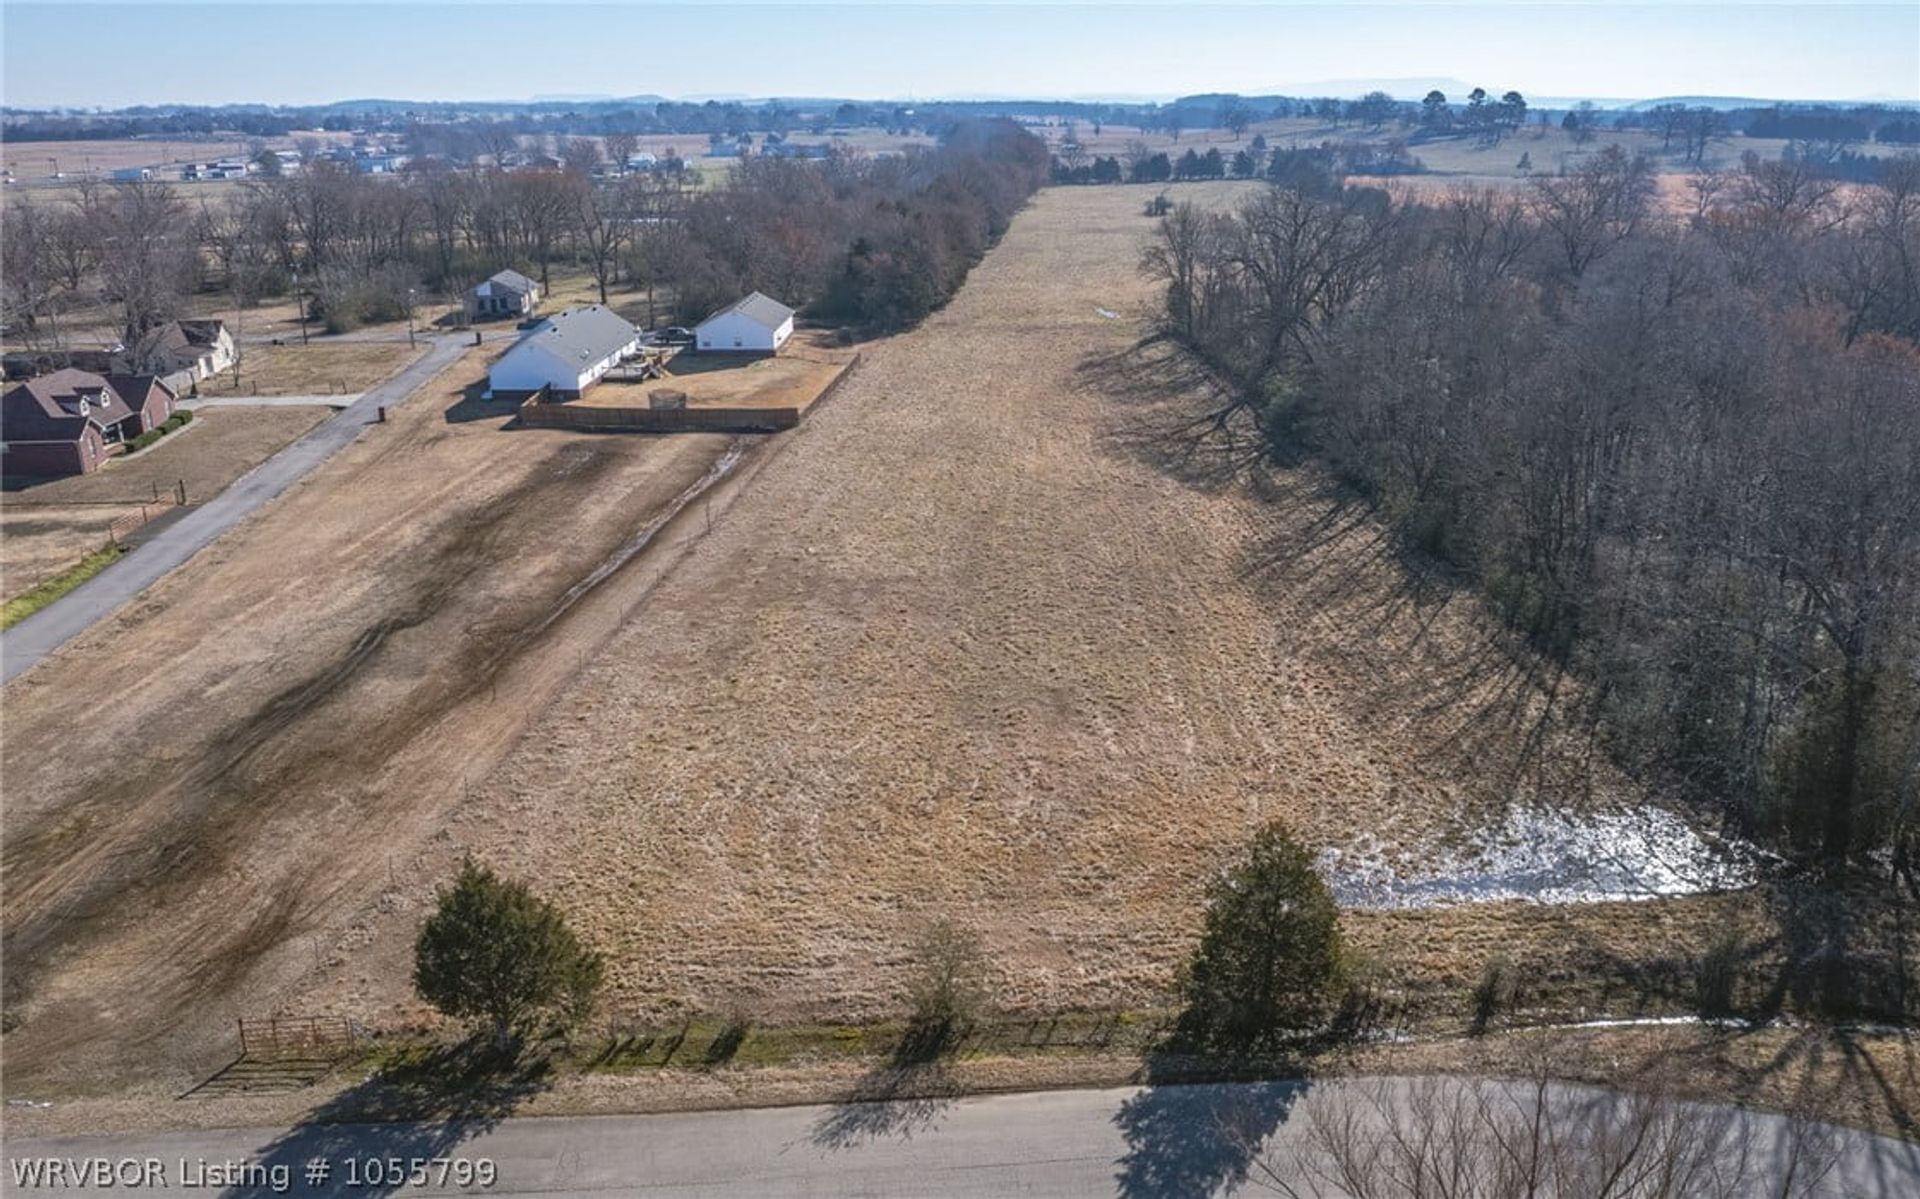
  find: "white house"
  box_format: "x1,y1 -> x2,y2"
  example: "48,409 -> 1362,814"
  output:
695,292 -> 795,354
487,305 -> 641,400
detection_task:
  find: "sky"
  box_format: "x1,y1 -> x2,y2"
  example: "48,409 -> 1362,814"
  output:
3,2 -> 1916,109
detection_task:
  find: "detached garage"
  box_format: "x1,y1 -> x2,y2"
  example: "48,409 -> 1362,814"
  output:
487,306 -> 642,401
696,292 -> 795,354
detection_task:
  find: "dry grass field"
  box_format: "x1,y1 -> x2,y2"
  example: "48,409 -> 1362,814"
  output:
229,341 -> 425,396
0,407 -> 331,593
0,180 -> 1851,1107
0,343 -> 746,1094
267,180 -> 1706,1038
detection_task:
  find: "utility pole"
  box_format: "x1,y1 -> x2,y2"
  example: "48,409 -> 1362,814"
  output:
406,288 -> 418,347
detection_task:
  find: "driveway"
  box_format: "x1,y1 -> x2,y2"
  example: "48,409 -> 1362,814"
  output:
3,1080 -> 1914,1197
0,335 -> 470,685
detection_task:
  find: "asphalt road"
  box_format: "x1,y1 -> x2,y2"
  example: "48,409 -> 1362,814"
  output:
0,335 -> 470,686
4,1080 -> 1915,1197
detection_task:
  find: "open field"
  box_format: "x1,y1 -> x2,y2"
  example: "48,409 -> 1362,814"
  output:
3,180 -> 1903,1115
229,341 -> 425,396
0,131 -> 356,186
1,407 -> 331,593
0,340 -> 751,1093
270,181 -> 1748,1036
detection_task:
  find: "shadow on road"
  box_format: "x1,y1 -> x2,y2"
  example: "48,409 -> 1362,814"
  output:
807,1021 -> 970,1151
1113,1071 -> 1310,1199
221,1040 -> 551,1199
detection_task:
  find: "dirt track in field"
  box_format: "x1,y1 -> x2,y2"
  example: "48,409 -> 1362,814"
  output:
0,347 -> 761,1092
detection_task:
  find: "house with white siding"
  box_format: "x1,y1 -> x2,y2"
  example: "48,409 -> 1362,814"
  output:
487,305 -> 641,400
695,292 -> 794,354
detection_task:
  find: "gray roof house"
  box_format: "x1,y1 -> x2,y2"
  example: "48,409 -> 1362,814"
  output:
487,305 -> 642,399
695,292 -> 796,353
465,269 -> 542,322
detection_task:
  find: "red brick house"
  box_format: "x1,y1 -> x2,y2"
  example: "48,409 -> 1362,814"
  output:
0,369 -> 153,478
103,373 -> 178,435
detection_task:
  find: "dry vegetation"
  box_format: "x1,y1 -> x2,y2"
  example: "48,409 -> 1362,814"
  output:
283,182 -> 1724,1039
0,407 -> 330,592
582,343 -> 855,412
229,340 -> 425,395
2,180 -> 1905,1141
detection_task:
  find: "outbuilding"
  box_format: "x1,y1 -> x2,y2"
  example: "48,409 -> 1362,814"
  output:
695,292 -> 795,354
487,305 -> 641,401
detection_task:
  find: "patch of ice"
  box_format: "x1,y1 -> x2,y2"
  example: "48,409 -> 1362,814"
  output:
1319,804 -> 1765,909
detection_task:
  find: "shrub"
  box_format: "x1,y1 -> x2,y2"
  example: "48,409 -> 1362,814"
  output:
898,916 -> 990,1061
413,858 -> 603,1051
1469,954 -> 1514,1035
1180,821 -> 1346,1049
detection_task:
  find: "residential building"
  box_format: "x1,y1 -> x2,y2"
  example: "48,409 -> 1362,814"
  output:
127,319 -> 235,383
696,292 -> 795,354
465,269 -> 541,323
1,369 -> 143,477
487,306 -> 642,400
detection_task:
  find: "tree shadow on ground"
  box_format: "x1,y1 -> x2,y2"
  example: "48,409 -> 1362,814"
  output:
806,1019 -> 969,1151
1112,1041 -> 1314,1199
220,1037 -> 553,1199
1076,334 -> 1610,814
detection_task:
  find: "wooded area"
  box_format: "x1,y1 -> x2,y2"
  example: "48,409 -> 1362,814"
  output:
0,119 -> 1047,343
1147,148 -> 1920,875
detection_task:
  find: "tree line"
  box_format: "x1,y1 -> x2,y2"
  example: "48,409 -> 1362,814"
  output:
1145,147 -> 1920,875
1,119 -> 1046,343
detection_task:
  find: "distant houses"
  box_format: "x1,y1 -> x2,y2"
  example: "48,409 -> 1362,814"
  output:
696,292 -> 794,354
487,306 -> 641,401
1,369 -> 177,477
465,269 -> 541,323
3,319 -> 235,393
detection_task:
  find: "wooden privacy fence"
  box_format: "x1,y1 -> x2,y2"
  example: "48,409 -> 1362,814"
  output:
236,1015 -> 360,1059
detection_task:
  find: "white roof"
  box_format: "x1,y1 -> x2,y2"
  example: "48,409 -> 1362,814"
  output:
508,305 -> 638,367
698,291 -> 794,332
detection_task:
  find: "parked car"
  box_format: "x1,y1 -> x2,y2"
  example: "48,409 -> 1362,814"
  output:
514,315 -> 545,331
654,326 -> 694,346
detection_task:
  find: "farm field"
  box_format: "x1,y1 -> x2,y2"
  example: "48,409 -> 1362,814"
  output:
0,407 -> 331,592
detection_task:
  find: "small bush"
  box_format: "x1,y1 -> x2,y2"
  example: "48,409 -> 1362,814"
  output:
1470,954 -> 1513,1035
899,917 -> 990,1061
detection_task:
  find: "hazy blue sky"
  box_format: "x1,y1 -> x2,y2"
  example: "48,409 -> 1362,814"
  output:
4,3 -> 1916,108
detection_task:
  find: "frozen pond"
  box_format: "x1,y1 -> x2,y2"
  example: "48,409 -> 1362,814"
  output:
1319,803 -> 1765,908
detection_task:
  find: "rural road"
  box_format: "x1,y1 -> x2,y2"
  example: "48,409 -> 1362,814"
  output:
0,335 -> 470,686
4,1080 -> 1915,1197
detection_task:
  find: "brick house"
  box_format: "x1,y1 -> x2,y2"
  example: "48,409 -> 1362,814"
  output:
1,369 -> 171,478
